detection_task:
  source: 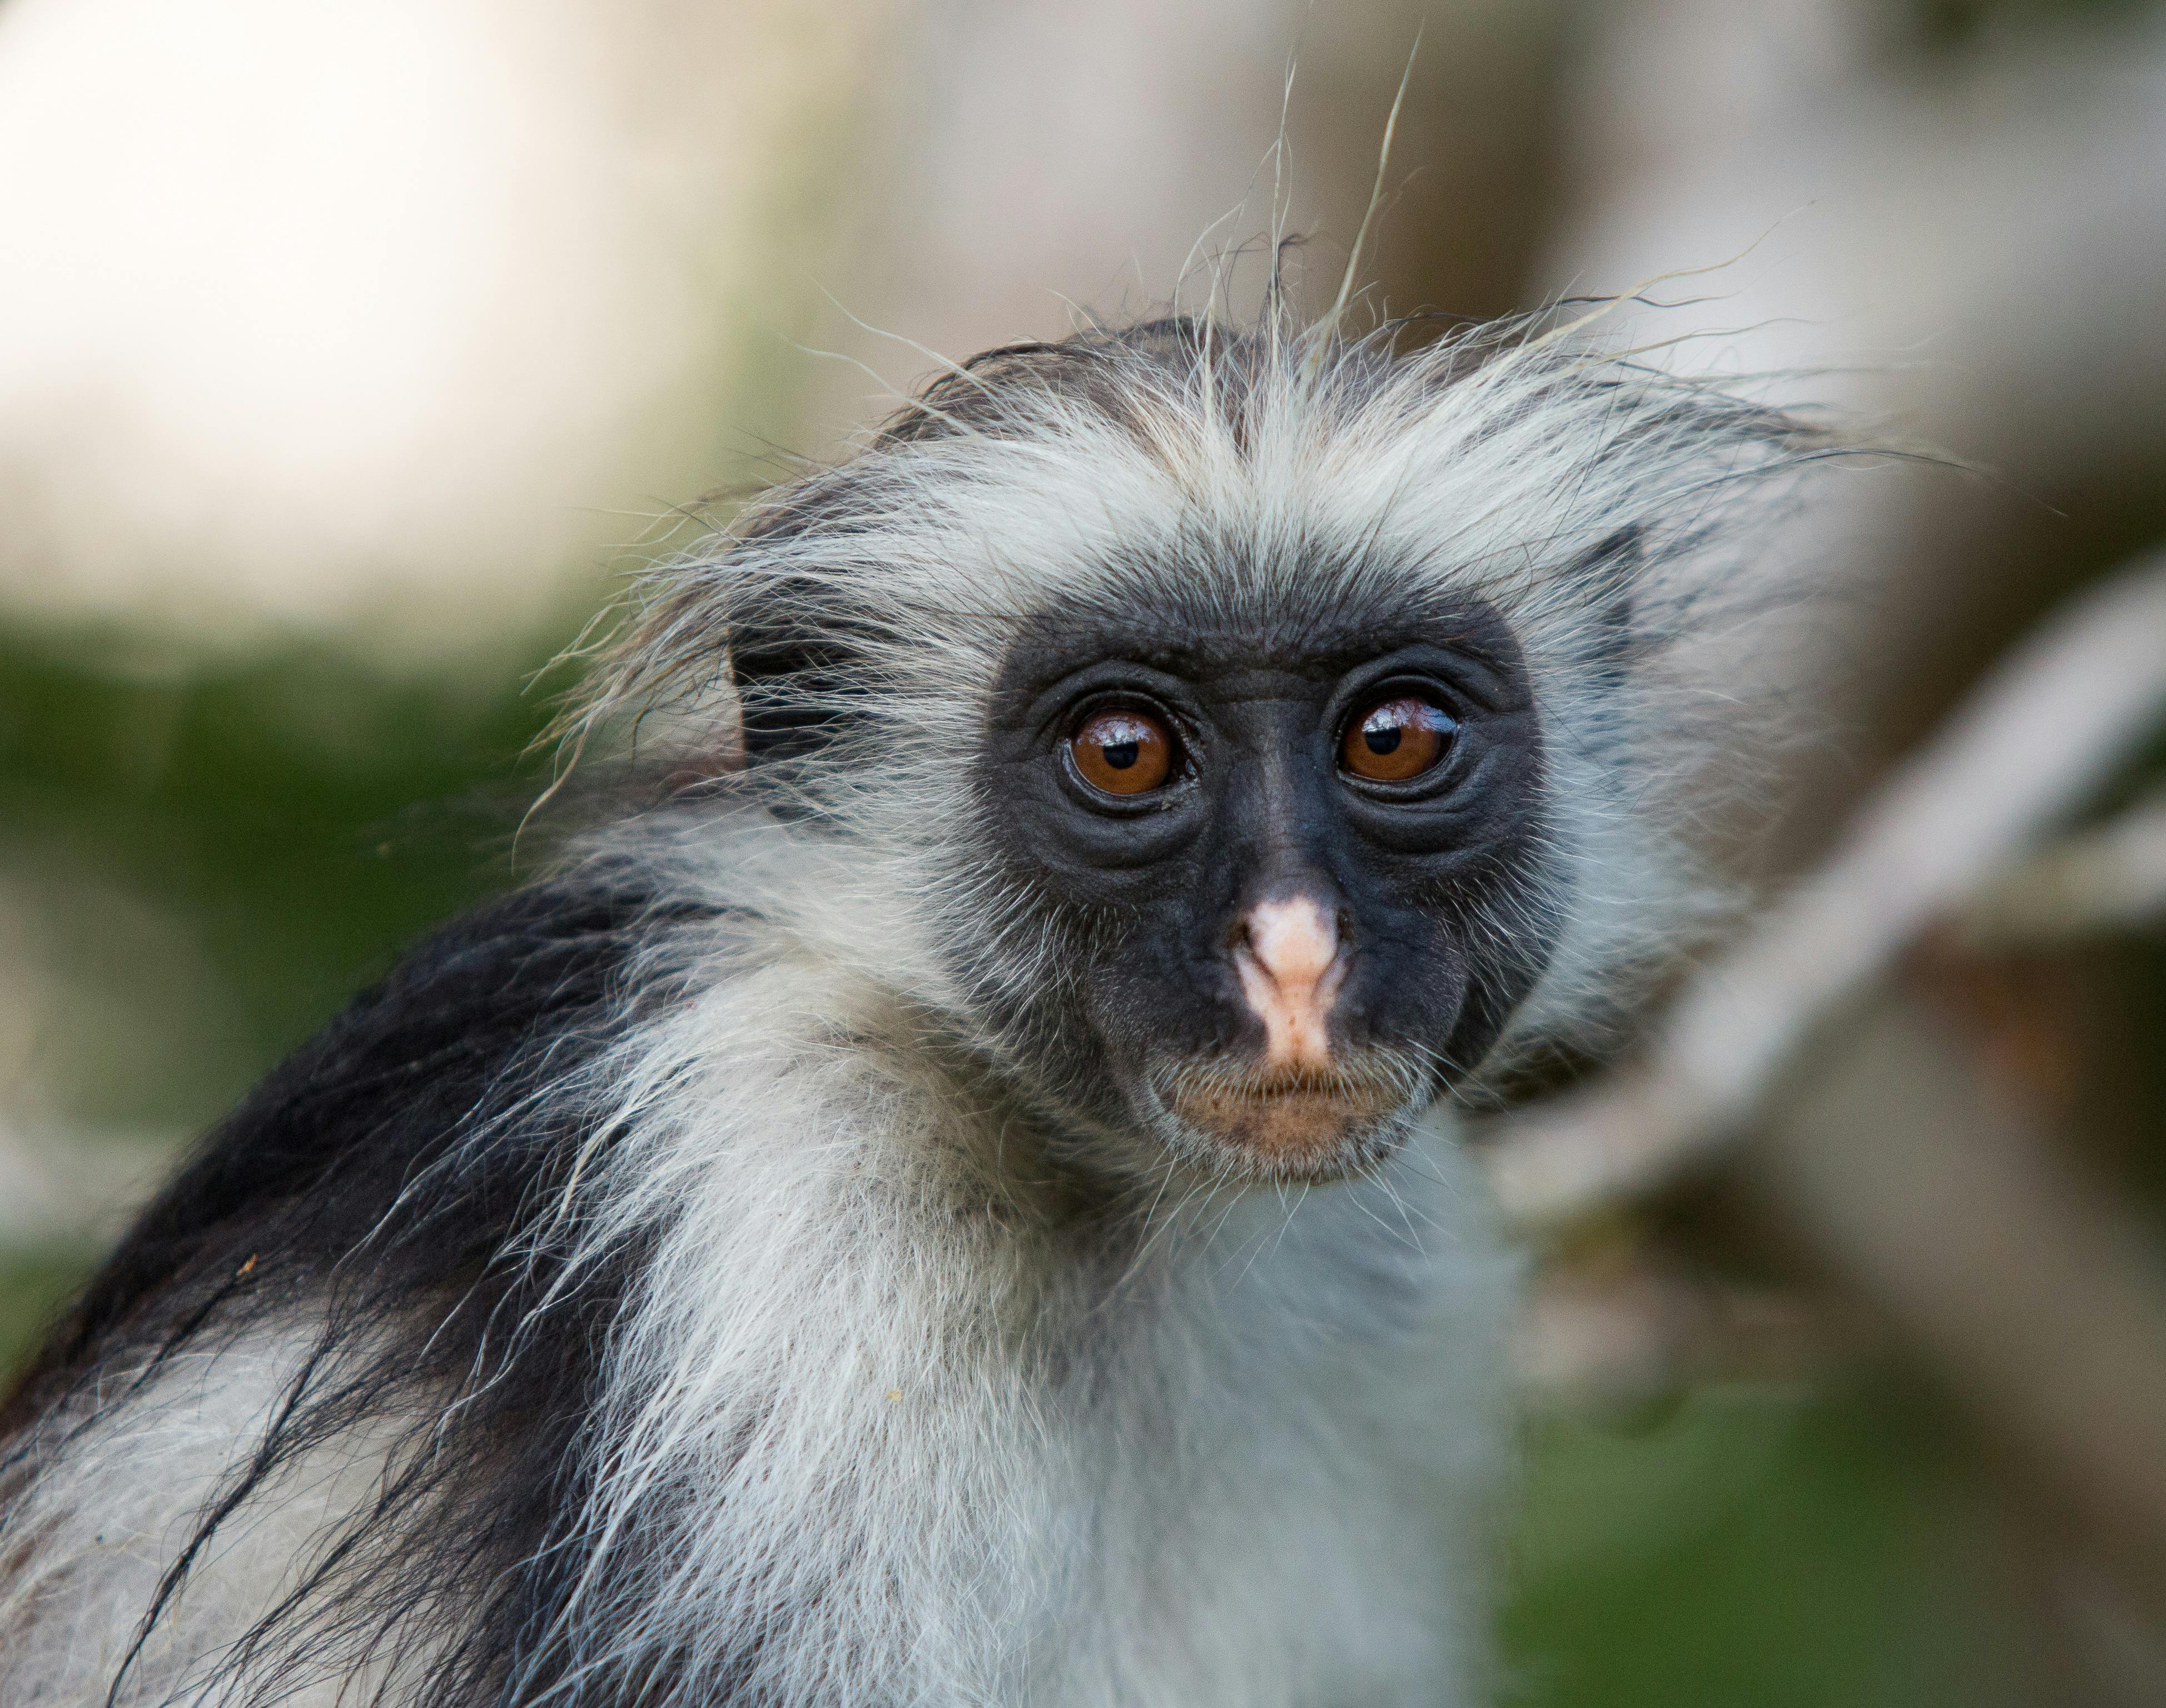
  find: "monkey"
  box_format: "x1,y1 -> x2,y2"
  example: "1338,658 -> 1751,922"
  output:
0,305 -> 1821,1706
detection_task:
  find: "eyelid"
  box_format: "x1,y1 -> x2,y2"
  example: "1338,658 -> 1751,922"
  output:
1017,659 -> 1196,741
1332,676 -> 1463,736
1336,644 -> 1511,718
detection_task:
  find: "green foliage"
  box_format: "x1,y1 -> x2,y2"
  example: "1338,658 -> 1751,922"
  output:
0,1247 -> 98,1377
1905,0 -> 2163,48
0,629 -> 558,1123
1504,1386 -> 2051,1707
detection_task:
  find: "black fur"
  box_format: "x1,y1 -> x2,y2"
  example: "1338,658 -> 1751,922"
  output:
2,872 -> 718,1704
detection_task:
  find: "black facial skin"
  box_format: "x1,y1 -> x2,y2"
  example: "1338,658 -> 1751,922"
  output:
967,587 -> 1558,1179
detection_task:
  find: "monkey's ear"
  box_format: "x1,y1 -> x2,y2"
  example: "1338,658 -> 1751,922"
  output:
1572,525 -> 1642,676
725,581 -> 876,768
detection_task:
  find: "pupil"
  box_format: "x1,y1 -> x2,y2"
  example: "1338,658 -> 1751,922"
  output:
1363,725 -> 1402,756
1103,740 -> 1140,770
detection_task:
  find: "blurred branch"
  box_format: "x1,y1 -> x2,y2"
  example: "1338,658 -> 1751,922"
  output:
1957,792 -> 2166,948
1771,994 -> 2166,1600
1484,547 -> 2166,1232
1492,543 -> 2166,1614
1514,1261 -> 1842,1413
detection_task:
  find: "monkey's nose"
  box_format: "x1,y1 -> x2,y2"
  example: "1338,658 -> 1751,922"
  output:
1231,896 -> 1347,1072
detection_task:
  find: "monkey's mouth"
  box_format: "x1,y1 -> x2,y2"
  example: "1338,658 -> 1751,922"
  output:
1153,1058 -> 1422,1178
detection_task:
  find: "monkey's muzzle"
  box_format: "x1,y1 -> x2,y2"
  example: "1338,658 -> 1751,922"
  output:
1156,1057 -> 1419,1177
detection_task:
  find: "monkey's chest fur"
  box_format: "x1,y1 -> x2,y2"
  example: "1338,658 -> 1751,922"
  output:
0,879 -> 1513,1708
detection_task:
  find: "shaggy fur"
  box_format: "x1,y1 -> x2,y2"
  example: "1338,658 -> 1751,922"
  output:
0,307 -> 1824,1706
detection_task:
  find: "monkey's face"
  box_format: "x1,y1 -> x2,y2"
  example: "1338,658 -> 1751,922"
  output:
665,318 -> 1801,1184
972,592 -> 1556,1184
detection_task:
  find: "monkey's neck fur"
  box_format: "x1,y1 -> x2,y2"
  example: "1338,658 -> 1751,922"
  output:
569,941 -> 1513,1705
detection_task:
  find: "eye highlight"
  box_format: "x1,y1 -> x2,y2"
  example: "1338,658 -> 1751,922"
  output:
1340,695 -> 1456,784
1069,707 -> 1174,796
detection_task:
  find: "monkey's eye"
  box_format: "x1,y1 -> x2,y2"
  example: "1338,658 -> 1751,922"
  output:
1069,707 -> 1175,796
1340,695 -> 1457,784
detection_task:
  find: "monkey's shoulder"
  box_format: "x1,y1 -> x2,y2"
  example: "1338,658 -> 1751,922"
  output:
12,874 -> 710,1406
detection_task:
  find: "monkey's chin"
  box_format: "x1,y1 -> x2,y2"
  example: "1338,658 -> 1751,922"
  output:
1156,1067 -> 1415,1183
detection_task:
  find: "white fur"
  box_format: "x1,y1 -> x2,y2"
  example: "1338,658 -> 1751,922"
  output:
0,1327 -> 414,1705
514,947 -> 1516,1704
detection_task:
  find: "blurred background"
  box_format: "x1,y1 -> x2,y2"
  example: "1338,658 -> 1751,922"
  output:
2,0 -> 2164,1700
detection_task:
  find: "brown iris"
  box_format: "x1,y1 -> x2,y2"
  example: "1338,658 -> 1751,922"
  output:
1340,695 -> 1455,783
1069,708 -> 1174,795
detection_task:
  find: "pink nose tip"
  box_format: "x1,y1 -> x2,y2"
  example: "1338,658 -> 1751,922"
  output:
1233,896 -> 1345,1071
